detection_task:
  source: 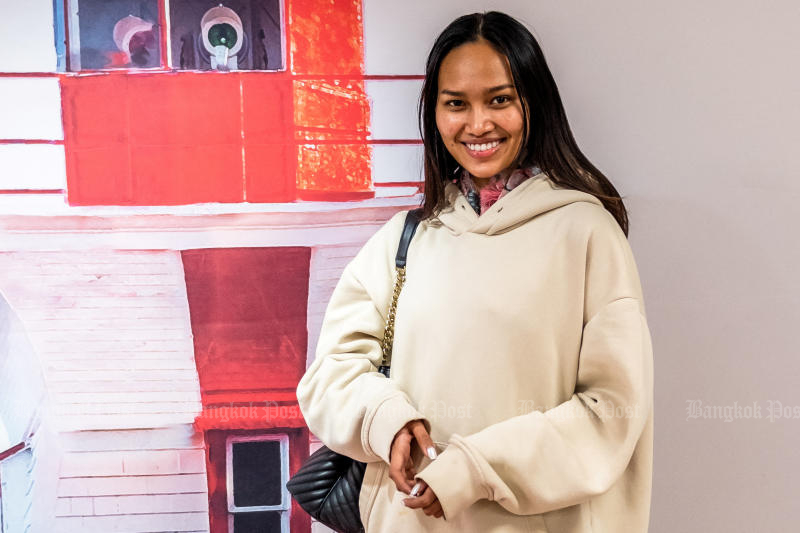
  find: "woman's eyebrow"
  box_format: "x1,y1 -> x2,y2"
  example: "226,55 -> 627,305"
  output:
440,84 -> 515,96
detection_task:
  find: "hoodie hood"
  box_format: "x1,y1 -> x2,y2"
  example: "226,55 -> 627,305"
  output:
434,170 -> 604,236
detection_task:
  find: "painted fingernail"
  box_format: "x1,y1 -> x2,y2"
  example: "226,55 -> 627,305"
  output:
410,482 -> 422,497
427,446 -> 438,460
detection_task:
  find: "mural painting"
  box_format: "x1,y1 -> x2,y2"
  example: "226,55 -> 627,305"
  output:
0,1 -> 422,531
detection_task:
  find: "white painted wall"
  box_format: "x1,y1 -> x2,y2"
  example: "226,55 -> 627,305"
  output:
1,255 -> 209,533
0,250 -> 202,432
363,1 -> 800,531
55,427 -> 209,533
365,80 -> 423,140
0,295 -> 47,440
0,78 -> 63,140
371,145 -> 424,183
306,244 -> 365,370
0,0 -> 58,72
0,144 -> 66,190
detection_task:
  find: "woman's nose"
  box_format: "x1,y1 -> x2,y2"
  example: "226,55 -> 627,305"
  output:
466,107 -> 493,135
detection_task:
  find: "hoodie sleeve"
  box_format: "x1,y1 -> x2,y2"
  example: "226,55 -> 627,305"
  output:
296,211 -> 431,464
415,208 -> 654,518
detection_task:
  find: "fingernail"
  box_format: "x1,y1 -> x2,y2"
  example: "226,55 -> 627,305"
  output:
427,446 -> 438,460
410,482 -> 422,497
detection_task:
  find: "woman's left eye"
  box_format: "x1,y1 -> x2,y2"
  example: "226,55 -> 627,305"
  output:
492,95 -> 511,104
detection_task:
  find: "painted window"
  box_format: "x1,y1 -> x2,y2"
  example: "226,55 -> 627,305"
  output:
66,0 -> 162,70
64,0 -> 284,71
226,434 -> 290,533
170,0 -> 284,71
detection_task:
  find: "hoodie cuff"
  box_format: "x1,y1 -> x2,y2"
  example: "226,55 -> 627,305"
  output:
364,394 -> 429,464
414,437 -> 489,520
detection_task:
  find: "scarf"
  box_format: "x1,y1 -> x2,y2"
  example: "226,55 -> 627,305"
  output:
454,165 -> 542,215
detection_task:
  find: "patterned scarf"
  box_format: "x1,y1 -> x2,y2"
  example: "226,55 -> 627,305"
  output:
454,165 -> 542,215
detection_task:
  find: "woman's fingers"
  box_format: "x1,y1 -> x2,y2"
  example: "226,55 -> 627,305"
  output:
408,419 -> 438,460
403,483 -> 443,518
403,453 -> 416,479
424,499 -> 443,518
388,428 -> 414,494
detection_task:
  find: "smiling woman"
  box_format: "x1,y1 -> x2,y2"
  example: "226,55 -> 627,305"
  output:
435,39 -> 525,186
419,11 -> 629,234
296,11 -> 653,533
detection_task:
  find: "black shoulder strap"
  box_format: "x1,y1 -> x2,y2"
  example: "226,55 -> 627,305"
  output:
395,208 -> 423,268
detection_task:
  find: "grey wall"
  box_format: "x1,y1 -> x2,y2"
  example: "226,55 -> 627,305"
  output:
365,1 -> 800,530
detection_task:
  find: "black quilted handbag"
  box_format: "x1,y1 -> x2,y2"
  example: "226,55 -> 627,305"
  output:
286,208 -> 423,533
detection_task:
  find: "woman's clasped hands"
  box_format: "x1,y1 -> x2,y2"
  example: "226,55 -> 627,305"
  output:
389,419 -> 445,519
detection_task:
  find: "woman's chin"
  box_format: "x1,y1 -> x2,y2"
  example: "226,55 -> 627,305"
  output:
459,162 -> 513,180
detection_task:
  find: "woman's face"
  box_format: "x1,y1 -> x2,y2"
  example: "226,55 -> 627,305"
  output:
435,39 -> 525,180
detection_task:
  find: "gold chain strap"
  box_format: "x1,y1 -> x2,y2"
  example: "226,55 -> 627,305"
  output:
380,265 -> 406,368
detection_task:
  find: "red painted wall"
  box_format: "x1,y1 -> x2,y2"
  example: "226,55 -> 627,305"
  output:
61,0 -> 372,205
181,247 -> 309,395
182,247 -> 312,532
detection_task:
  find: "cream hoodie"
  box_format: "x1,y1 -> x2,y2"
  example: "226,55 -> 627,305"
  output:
296,171 -> 654,532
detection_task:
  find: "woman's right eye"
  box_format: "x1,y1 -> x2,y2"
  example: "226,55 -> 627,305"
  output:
444,99 -> 464,108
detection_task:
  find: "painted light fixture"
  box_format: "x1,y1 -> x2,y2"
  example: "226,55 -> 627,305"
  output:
200,5 -> 245,71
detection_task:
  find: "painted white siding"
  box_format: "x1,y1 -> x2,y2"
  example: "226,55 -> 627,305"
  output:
54,426 -> 209,533
366,80 -> 423,140
0,144 -> 67,190
305,244 -> 363,369
0,296 -> 47,440
0,78 -> 63,140
0,250 -> 202,432
0,0 -> 58,72
371,144 -> 424,184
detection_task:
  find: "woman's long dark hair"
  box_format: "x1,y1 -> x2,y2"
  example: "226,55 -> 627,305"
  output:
419,11 -> 629,236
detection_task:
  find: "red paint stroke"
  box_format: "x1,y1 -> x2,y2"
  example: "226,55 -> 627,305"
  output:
289,0 -> 364,76
0,442 -> 26,462
0,139 -> 65,144
373,181 -> 423,188
296,143 -> 372,193
0,72 -> 62,78
295,189 -> 374,201
293,80 -> 369,141
158,0 -> 169,68
0,189 -> 65,194
291,74 -> 425,81
366,139 -> 423,145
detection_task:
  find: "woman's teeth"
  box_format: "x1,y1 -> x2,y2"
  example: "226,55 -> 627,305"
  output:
466,140 -> 501,151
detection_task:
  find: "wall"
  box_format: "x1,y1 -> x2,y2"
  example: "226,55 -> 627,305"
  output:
2,0 -> 799,530
364,0 -> 800,530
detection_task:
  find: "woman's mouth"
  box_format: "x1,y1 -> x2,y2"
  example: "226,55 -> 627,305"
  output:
463,139 -> 504,158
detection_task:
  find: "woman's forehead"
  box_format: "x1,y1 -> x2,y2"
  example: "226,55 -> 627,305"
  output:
438,40 -> 514,93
